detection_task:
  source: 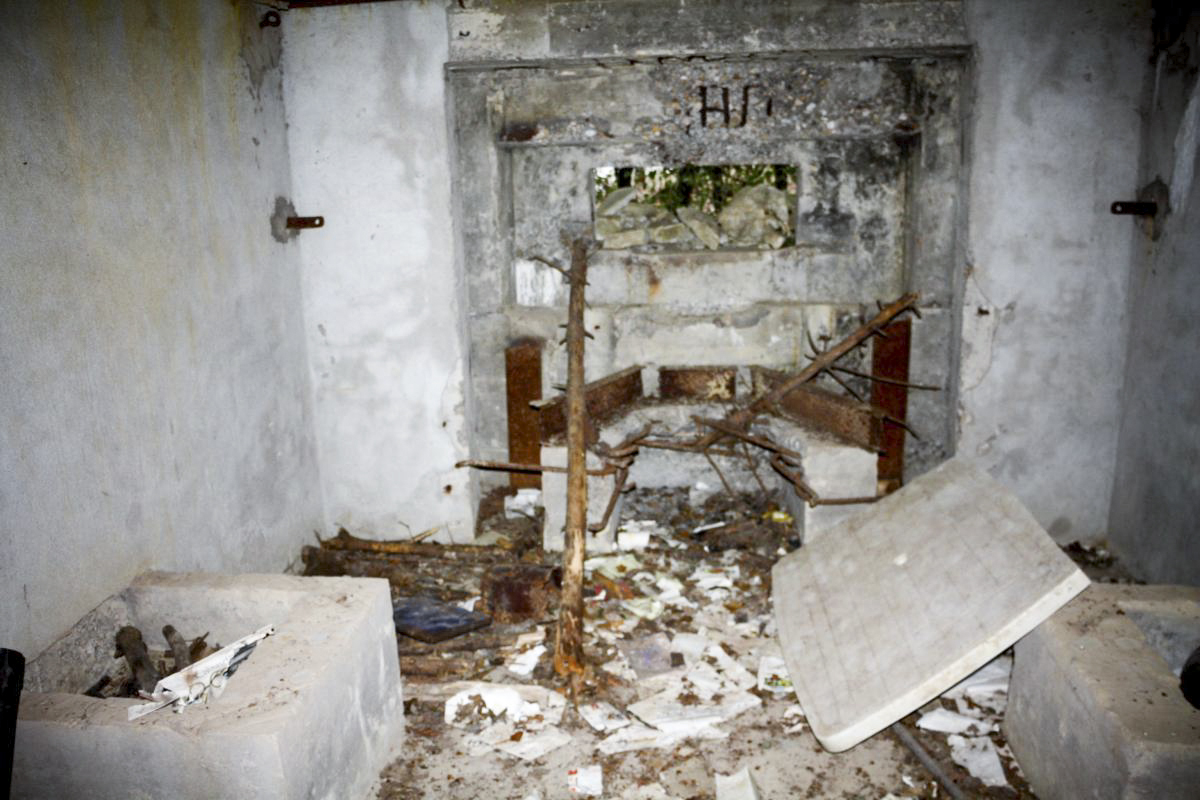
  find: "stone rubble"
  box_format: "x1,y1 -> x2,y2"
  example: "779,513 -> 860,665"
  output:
594,183 -> 792,252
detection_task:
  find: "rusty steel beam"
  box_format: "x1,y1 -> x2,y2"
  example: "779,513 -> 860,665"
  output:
506,338 -> 544,489
533,364 -> 643,443
754,367 -> 885,453
872,319 -> 911,494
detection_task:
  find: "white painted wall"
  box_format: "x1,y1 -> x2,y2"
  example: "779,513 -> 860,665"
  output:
960,0 -> 1148,542
0,1 -> 323,658
1109,16 -> 1200,585
282,4 -> 474,543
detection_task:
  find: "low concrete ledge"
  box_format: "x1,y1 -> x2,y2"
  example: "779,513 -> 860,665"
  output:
14,573 -> 404,800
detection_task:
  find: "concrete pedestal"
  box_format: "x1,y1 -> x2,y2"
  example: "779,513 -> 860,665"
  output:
14,573 -> 404,800
1005,583 -> 1200,800
768,422 -> 878,542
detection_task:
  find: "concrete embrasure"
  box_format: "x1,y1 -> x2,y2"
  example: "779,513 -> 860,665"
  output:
1005,583 -> 1200,800
772,457 -> 1089,752
13,572 -> 404,800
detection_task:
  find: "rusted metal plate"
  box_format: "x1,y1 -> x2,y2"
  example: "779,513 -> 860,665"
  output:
872,319 -> 911,494
478,564 -> 562,624
533,364 -> 643,443
506,338 -> 544,489
753,366 -> 884,452
658,366 -> 737,401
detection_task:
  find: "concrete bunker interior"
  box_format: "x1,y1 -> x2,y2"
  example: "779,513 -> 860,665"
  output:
3,1 -> 1200,799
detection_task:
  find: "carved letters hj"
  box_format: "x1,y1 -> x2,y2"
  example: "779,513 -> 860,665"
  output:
698,85 -> 773,128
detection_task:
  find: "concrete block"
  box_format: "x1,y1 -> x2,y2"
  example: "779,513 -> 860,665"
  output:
1005,584 -> 1200,800
541,446 -> 621,553
612,306 -> 804,368
587,250 -> 804,313
767,420 -> 878,543
14,573 -> 403,800
772,457 -> 1089,752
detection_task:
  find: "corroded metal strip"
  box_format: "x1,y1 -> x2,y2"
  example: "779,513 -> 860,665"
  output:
872,319 -> 911,493
506,338 -> 544,489
754,366 -> 884,452
534,364 -> 644,443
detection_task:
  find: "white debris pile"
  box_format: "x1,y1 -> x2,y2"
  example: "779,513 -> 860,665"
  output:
572,515 -> 800,759
910,653 -> 1016,788
443,683 -> 571,761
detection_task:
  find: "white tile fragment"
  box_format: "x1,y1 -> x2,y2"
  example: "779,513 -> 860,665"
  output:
578,700 -> 631,733
947,734 -> 1009,787
714,766 -> 761,800
506,644 -> 546,677
915,707 -> 992,735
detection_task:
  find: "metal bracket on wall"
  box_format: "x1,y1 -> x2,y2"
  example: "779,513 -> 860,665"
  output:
1111,177 -> 1170,241
286,216 -> 325,230
1110,201 -> 1158,216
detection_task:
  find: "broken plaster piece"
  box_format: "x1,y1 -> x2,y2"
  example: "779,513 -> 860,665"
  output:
916,707 -> 993,735
772,457 -> 1089,752
507,644 -> 546,677
585,553 -> 643,581
443,683 -> 565,728
578,700 -> 631,733
947,734 -> 1009,788
495,725 -> 573,761
617,529 -> 651,550
714,767 -> 762,800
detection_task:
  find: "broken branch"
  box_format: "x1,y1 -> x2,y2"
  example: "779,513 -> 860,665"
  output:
554,238 -> 590,695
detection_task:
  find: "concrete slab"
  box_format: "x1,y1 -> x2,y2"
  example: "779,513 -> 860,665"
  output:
772,457 -> 1088,752
14,572 -> 403,800
1005,584 -> 1200,800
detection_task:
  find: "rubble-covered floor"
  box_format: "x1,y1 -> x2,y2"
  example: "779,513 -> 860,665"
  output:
300,489 -> 1135,799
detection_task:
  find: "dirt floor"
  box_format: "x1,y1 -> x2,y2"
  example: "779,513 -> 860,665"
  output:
301,488 -> 1136,799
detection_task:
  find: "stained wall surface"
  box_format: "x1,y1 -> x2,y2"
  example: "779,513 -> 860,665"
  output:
282,4 -> 475,542
1108,15 -> 1200,585
0,1 -> 323,658
959,0 -> 1148,542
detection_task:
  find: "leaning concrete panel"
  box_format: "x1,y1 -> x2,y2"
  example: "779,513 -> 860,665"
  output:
772,457 -> 1088,752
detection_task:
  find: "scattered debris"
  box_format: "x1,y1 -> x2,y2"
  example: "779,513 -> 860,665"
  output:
946,734 -> 1009,788
755,655 -> 793,694
127,624 -> 275,720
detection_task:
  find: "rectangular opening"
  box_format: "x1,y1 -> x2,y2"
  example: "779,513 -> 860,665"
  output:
593,164 -> 797,251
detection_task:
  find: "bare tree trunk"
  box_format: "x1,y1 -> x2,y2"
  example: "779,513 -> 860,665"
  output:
554,238 -> 589,695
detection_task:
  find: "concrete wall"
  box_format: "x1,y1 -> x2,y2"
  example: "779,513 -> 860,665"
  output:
282,4 -> 474,543
1108,14 -> 1200,585
959,0 -> 1148,542
0,1 -> 323,658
